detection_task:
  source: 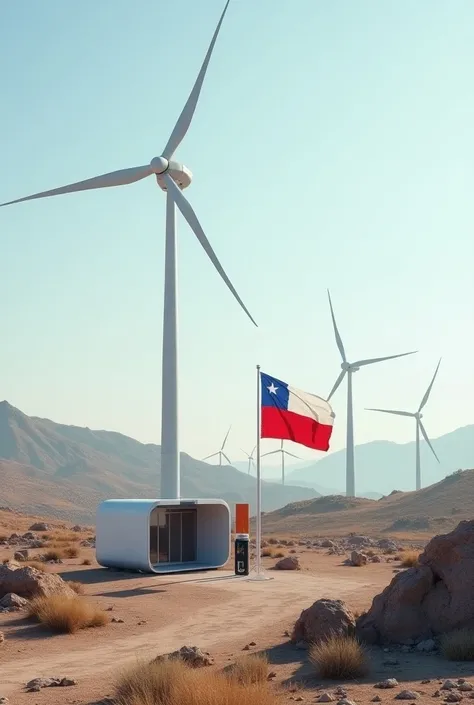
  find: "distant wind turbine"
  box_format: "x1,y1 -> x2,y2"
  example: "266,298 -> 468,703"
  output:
366,359 -> 441,491
241,446 -> 256,475
262,440 -> 300,486
203,426 -> 232,466
326,290 -> 417,498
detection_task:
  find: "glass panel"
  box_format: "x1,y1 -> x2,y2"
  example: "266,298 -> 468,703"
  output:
169,512 -> 182,562
149,508 -> 158,564
158,512 -> 169,563
181,510 -> 197,562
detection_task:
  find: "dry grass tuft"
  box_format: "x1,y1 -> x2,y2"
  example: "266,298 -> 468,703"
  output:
82,558 -> 92,566
400,550 -> 420,568
274,551 -> 285,559
261,548 -> 274,557
114,658 -> 275,705
225,654 -> 269,685
28,595 -> 109,633
43,548 -> 64,561
64,546 -> 80,559
24,560 -> 48,572
309,634 -> 370,680
441,628 -> 474,661
66,580 -> 85,595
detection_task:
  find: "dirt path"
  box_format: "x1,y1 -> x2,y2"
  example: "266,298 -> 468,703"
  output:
0,567 -> 385,697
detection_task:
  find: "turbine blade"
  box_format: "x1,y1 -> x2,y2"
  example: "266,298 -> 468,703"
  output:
327,290 -> 347,362
419,421 -> 440,463
0,165 -> 153,208
165,175 -> 257,326
251,445 -> 256,457
221,452 -> 231,464
241,448 -> 250,457
418,358 -> 442,412
221,425 -> 232,450
365,407 -> 415,417
283,451 -> 300,459
261,450 -> 280,457
202,452 -> 218,461
162,1 -> 231,159
355,351 -> 418,367
327,369 -> 346,402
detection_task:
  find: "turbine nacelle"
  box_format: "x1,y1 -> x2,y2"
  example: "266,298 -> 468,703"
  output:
154,159 -> 193,191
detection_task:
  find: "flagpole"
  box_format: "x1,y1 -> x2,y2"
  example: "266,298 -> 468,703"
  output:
256,364 -> 262,576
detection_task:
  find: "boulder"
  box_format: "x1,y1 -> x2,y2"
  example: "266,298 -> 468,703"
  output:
153,645 -> 214,668
0,631 -> 4,645
28,523 -> 49,532
0,593 -> 28,611
351,550 -> 367,567
357,520 -> 474,644
14,550 -> 29,562
275,556 -> 300,571
347,535 -> 373,548
0,563 -> 75,600
292,598 -> 355,644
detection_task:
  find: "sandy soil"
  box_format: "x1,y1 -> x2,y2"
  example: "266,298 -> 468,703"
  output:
1,543 -> 474,705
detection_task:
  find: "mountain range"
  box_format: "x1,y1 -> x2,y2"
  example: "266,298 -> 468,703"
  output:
287,425 -> 474,495
0,401 -> 319,523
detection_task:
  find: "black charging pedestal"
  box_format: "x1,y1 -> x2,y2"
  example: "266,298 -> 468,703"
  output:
234,533 -> 249,576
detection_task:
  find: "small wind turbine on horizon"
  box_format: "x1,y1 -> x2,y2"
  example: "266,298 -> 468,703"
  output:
203,426 -> 232,466
241,445 -> 256,475
0,2 -> 257,501
366,359 -> 441,491
326,290 -> 417,498
262,440 -> 300,486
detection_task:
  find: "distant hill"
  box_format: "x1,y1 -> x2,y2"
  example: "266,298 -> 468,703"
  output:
260,468 -> 474,537
0,401 -> 319,523
287,426 -> 474,495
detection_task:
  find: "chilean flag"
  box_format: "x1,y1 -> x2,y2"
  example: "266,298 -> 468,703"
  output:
260,372 -> 335,452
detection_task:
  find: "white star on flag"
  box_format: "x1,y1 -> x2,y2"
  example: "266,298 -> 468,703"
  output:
267,383 -> 278,394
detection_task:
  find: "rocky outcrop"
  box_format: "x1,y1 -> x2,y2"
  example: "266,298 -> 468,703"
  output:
357,521 -> 474,644
351,550 -> 367,567
0,563 -> 75,600
153,645 -> 214,668
275,556 -> 300,570
292,598 -> 355,644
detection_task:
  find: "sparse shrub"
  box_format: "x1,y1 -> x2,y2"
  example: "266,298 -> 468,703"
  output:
441,628 -> 474,661
400,550 -> 420,568
114,658 -> 275,705
268,538 -> 278,545
366,549 -> 376,557
226,653 -> 268,685
82,558 -> 92,566
66,580 -> 85,595
64,546 -> 80,559
274,551 -> 285,559
28,595 -> 109,633
43,549 -> 64,561
25,560 -> 48,572
309,634 -> 370,679
261,548 -> 274,557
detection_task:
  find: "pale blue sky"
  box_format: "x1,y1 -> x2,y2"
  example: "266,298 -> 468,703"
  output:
1,0 -> 473,471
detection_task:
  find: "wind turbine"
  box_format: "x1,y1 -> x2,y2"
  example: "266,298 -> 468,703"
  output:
262,440 -> 300,486
241,445 -> 256,475
203,426 -> 232,466
326,290 -> 417,498
0,2 -> 257,501
366,359 -> 441,491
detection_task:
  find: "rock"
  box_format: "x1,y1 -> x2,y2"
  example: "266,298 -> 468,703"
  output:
60,678 -> 77,686
26,678 -> 59,689
321,539 -> 335,548
377,539 -> 398,551
396,691 -> 420,700
152,645 -> 214,668
14,550 -> 29,561
0,563 -> 75,600
242,644 -> 250,650
338,700 -> 356,705
0,593 -> 28,611
72,525 -> 83,532
0,697 -> 9,704
375,679 -> 399,689
372,697 -> 382,702
357,521 -> 474,644
417,638 -> 436,652
348,535 -> 373,547
0,631 -> 4,644
460,685 -> 473,693
317,693 -> 335,702
29,523 -> 49,532
351,550 -> 368,567
445,694 -> 463,703
292,598 -> 355,644
371,555 -> 382,563
111,617 -> 124,623
275,556 -> 300,570
442,682 -> 459,691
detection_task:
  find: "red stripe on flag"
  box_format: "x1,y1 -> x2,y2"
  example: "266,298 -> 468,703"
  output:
261,407 -> 332,452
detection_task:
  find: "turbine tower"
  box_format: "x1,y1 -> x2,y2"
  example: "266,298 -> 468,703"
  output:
366,359 -> 441,490
241,446 -> 256,475
203,426 -> 232,466
0,2 -> 257,501
326,290 -> 417,498
262,440 -> 300,486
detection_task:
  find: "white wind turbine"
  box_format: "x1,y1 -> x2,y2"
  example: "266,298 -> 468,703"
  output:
203,426 -> 232,466
0,2 -> 257,500
262,440 -> 300,486
366,359 -> 441,491
326,290 -> 417,498
241,445 -> 256,475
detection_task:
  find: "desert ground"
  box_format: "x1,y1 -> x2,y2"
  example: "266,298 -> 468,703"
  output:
1,509 -> 474,705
